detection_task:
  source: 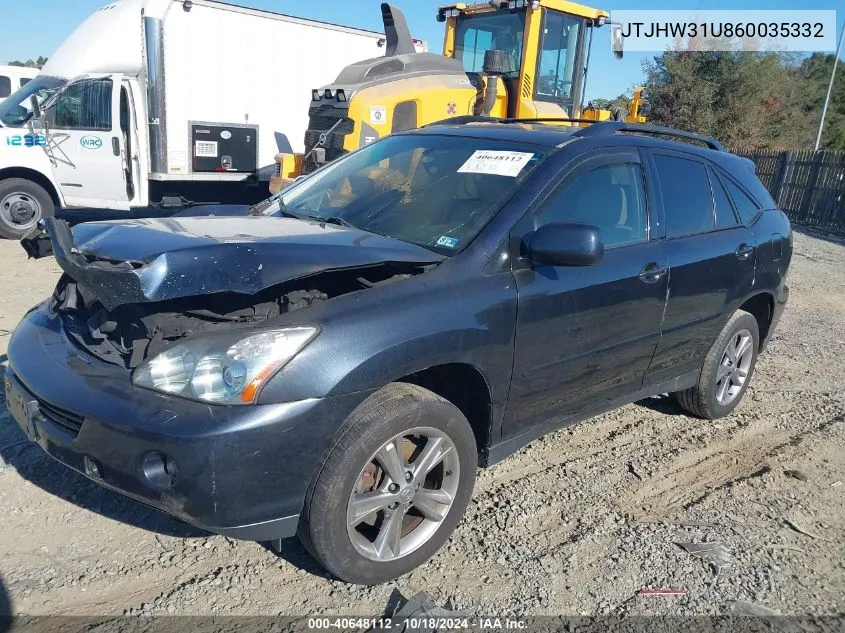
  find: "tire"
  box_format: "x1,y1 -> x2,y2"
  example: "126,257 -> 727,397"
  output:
675,310 -> 760,420
299,383 -> 477,585
0,178 -> 55,240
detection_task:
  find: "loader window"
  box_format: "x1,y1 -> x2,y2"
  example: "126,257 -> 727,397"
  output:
0,76 -> 11,99
454,12 -> 525,78
536,12 -> 585,108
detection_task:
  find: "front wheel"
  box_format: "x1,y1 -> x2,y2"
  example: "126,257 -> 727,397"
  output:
0,178 -> 55,240
675,309 -> 759,419
299,383 -> 477,584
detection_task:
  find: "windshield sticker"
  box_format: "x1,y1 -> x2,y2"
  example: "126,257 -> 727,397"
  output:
436,236 -> 460,249
457,150 -> 536,178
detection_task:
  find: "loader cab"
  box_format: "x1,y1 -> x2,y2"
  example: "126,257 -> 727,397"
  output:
440,0 -> 603,119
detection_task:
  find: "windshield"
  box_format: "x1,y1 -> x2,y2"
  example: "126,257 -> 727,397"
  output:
454,12 -> 525,79
0,75 -> 66,127
259,134 -> 546,255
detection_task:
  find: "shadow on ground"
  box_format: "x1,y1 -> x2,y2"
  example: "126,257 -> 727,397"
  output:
259,539 -> 332,580
0,363 -> 207,540
635,393 -> 689,416
0,574 -> 11,627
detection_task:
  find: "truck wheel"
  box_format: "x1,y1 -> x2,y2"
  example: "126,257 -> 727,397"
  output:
675,310 -> 759,420
299,383 -> 477,585
0,178 -> 54,240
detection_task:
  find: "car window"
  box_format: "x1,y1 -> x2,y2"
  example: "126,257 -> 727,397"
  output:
273,134 -> 547,255
0,76 -> 11,99
710,170 -> 739,228
536,161 -> 648,247
722,176 -> 762,224
653,154 -> 714,237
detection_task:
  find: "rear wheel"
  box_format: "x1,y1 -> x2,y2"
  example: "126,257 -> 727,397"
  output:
0,178 -> 55,240
299,383 -> 477,585
676,310 -> 759,419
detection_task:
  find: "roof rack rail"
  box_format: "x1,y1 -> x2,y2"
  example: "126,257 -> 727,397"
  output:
573,122 -> 725,152
423,116 -> 600,128
422,117 -> 726,152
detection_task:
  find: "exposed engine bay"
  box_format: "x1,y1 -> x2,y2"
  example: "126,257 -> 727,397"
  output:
51,263 -> 422,369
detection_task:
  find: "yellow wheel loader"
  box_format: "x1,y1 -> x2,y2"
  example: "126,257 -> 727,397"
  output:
270,0 -> 646,193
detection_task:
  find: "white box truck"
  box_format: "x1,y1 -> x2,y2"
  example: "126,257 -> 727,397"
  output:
0,0 -> 426,239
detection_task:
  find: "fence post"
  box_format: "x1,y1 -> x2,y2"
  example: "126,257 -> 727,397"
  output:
770,151 -> 791,208
798,151 -> 824,222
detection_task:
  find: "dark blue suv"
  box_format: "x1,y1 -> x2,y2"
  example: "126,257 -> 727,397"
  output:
6,121 -> 791,584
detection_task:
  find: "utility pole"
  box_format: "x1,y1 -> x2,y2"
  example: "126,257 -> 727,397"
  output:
815,20 -> 845,151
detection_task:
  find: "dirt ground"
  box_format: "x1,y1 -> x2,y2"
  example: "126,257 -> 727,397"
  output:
0,229 -> 843,618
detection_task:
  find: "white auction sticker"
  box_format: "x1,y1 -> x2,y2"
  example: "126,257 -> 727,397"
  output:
457,150 -> 535,177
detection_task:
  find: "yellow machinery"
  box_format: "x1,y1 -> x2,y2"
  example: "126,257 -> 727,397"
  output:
271,1 -> 646,192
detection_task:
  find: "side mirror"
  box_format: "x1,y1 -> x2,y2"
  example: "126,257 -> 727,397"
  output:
528,222 -> 604,267
29,95 -> 42,119
611,23 -> 624,60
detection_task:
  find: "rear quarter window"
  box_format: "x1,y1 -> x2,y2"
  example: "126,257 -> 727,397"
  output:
722,176 -> 762,224
652,154 -> 715,237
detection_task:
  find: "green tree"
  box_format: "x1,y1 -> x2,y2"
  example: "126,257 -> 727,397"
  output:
7,56 -> 48,69
641,49 -> 840,151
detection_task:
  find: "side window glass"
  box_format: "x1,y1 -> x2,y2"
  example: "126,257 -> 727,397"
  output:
537,162 -> 648,247
49,79 -> 112,131
536,12 -> 583,107
722,177 -> 762,224
653,155 -> 714,237
20,78 -> 31,88
0,76 -> 10,99
710,170 -> 739,228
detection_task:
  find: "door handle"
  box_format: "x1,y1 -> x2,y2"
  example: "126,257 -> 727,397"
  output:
735,243 -> 754,260
112,137 -> 120,157
639,262 -> 667,284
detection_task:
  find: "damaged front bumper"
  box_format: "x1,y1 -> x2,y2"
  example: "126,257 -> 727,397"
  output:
5,303 -> 375,541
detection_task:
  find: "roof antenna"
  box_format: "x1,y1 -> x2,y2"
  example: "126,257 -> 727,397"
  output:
380,3 -> 415,57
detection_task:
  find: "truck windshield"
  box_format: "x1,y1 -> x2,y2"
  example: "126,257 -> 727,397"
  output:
262,134 -> 546,255
454,12 -> 525,79
0,75 -> 66,127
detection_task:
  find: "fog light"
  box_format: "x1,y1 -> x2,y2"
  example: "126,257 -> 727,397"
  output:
83,456 -> 102,479
142,452 -> 179,489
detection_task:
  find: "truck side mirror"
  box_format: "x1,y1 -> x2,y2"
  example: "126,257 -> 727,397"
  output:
29,95 -> 42,120
611,23 -> 624,60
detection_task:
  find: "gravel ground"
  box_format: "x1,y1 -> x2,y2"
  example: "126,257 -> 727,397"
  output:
0,229 -> 843,618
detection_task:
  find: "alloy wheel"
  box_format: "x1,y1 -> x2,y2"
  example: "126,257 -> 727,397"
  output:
714,328 -> 754,405
346,427 -> 460,562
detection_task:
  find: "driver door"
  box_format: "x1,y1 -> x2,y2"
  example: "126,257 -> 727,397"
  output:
42,75 -> 130,210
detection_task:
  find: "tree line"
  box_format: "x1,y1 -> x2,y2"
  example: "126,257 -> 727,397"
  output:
595,51 -> 844,152
7,57 -> 48,69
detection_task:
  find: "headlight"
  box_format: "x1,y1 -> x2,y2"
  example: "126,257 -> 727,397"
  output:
132,327 -> 318,404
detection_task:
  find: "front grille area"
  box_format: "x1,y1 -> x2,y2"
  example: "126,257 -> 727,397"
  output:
39,399 -> 85,438
303,107 -> 354,174
17,377 -> 85,438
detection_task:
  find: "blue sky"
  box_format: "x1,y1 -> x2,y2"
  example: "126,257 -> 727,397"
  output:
1,0 -> 842,101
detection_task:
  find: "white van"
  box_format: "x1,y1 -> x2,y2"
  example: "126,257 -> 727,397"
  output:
0,66 -> 38,102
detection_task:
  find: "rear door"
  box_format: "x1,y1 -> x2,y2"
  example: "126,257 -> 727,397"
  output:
504,148 -> 668,438
643,150 -> 757,386
42,75 -> 130,209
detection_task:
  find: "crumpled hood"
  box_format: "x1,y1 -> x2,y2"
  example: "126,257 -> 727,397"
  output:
41,216 -> 443,310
